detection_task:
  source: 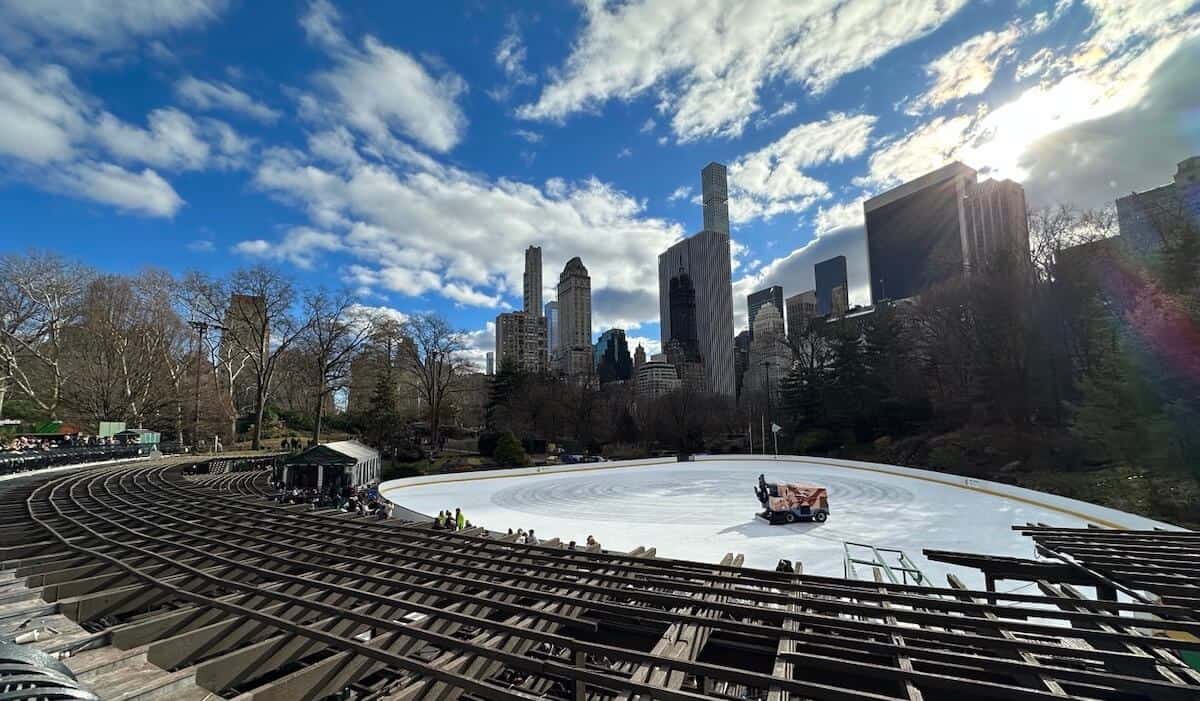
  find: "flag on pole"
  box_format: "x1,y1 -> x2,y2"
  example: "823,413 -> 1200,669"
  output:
771,423 -> 782,434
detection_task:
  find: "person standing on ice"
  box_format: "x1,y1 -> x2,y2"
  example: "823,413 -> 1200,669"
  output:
455,508 -> 465,531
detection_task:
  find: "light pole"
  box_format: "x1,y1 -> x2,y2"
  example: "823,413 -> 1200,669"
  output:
188,319 -> 225,451
760,359 -> 773,447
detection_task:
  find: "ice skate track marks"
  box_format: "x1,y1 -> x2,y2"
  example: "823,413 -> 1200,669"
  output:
489,468 -> 914,525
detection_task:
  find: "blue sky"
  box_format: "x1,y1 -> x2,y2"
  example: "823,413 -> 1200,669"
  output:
1,0 -> 1197,365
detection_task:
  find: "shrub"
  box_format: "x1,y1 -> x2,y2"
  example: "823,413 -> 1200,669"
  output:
477,431 -> 502,457
791,429 -> 837,454
493,432 -> 529,467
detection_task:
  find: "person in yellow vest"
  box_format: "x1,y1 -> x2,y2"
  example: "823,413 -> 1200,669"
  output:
455,508 -> 465,531
435,511 -> 446,529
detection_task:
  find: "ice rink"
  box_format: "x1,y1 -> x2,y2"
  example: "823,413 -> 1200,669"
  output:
382,457 -> 1171,589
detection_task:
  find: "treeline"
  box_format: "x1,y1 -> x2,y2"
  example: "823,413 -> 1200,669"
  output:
482,363 -> 743,463
0,255 -> 475,450
770,203 -> 1200,479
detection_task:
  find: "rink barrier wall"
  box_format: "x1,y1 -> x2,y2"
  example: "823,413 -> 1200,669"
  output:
381,453 -> 1179,532
380,456 -> 676,493
698,454 -> 1178,531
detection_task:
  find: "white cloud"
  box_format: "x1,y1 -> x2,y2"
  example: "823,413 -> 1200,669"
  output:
54,162 -> 184,217
299,0 -> 468,154
513,128 -> 543,143
234,226 -> 343,269
640,117 -> 656,133
299,0 -> 348,52
861,0 -> 1200,193
175,76 -> 280,123
0,0 -> 228,61
0,58 -> 88,164
186,239 -> 215,252
813,200 -> 865,235
860,114 -> 975,190
729,112 -> 876,222
461,321 -> 496,369
667,185 -> 692,202
906,26 -> 1022,114
518,0 -> 967,141
307,127 -> 362,167
495,24 -> 535,88
93,108 -> 247,171
617,146 -> 633,158
253,146 -> 684,323
1015,47 -> 1067,81
755,101 -> 798,129
0,56 -> 248,217
442,282 -> 504,308
348,303 -> 409,325
625,335 -> 661,358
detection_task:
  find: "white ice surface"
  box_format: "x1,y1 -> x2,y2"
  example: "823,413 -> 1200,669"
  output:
382,458 -> 1170,590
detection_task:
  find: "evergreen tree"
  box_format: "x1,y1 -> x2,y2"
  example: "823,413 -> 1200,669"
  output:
493,431 -> 528,466
827,330 -> 868,429
368,370 -> 396,416
1070,341 -> 1170,470
485,363 -> 524,431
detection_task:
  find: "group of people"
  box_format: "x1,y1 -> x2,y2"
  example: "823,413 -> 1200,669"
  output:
505,528 -> 540,544
346,485 -> 392,519
1,434 -> 128,453
503,529 -> 601,550
279,437 -> 308,452
434,508 -> 471,531
269,481 -> 393,520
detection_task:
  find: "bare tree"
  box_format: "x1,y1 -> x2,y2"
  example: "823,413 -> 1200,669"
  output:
185,266 -> 308,449
133,270 -> 190,439
398,313 -> 470,452
0,252 -> 92,418
56,273 -> 187,429
300,290 -> 376,444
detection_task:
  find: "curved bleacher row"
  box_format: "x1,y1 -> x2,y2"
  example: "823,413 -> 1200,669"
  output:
0,460 -> 1197,700
0,445 -> 149,477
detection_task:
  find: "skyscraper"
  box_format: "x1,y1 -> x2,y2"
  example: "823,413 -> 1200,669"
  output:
485,351 -> 494,376
544,300 -> 559,363
747,285 -> 784,339
864,162 -> 975,302
633,343 -> 646,370
523,245 -> 542,316
1116,156 -> 1200,253
964,179 -> 1030,271
557,257 -> 593,382
594,328 -> 633,383
702,162 -> 730,235
831,285 -> 849,316
733,330 -> 751,397
743,302 -> 789,403
785,290 -> 817,343
865,162 -> 1031,302
657,163 -> 736,397
635,358 -> 680,399
668,270 -> 700,356
814,256 -> 848,316
495,311 -> 545,373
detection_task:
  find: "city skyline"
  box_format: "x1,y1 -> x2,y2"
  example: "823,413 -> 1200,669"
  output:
0,1 -> 1196,369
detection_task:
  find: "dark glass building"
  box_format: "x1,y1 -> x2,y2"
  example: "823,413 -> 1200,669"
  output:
864,162 -> 975,303
747,285 -> 783,339
733,329 -> 750,397
814,256 -> 848,316
594,328 -> 632,384
667,271 -> 701,357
